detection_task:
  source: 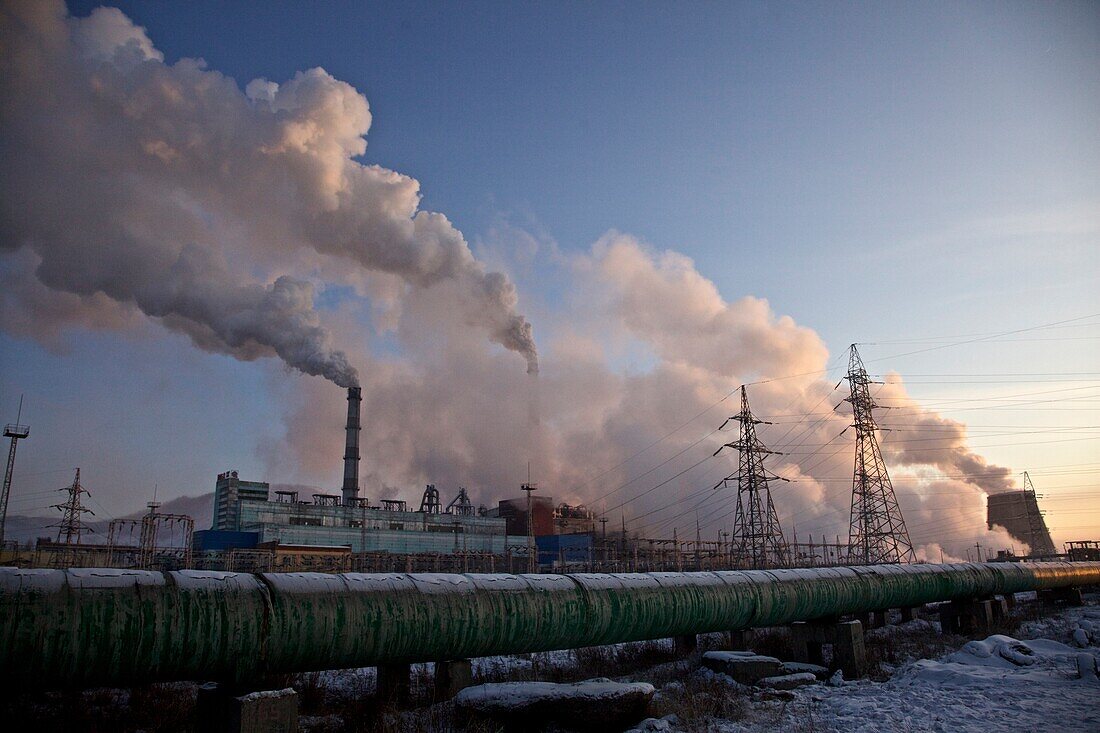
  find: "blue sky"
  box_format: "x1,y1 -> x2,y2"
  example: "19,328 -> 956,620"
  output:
2,1 -> 1097,538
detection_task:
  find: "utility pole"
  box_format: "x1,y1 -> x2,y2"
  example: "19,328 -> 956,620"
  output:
713,385 -> 790,569
1,396 -> 30,549
50,468 -> 94,567
521,464 -> 538,573
844,345 -> 915,565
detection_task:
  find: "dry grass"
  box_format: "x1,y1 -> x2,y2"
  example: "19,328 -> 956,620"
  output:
649,675 -> 748,733
0,683 -> 197,733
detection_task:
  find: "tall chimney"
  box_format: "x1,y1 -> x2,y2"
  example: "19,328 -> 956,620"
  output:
342,387 -> 362,506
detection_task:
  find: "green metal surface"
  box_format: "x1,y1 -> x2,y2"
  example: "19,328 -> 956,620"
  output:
2,562 -> 1097,687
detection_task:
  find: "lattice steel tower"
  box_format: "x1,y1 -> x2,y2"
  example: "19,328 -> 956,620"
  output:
714,385 -> 789,569
1,396 -> 30,548
845,345 -> 915,564
50,468 -> 95,567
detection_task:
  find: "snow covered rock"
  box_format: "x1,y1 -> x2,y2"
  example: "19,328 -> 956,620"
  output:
1076,653 -> 1099,680
626,716 -> 674,732
701,651 -> 782,684
780,661 -> 830,680
454,678 -> 654,729
1072,627 -> 1092,648
759,672 -> 818,690
959,635 -> 1037,666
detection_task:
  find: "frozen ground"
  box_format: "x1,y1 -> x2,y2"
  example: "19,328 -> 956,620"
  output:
648,603 -> 1100,733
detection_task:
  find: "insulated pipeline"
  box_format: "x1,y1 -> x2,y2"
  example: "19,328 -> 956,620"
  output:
2,562 -> 1097,687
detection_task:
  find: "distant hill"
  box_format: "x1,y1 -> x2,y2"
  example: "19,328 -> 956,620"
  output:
3,492 -> 214,547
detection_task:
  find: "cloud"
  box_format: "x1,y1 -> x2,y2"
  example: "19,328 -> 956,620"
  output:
0,1 -> 536,385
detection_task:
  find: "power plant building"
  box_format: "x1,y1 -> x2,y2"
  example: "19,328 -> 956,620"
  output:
194,387 -> 564,558
201,474 -> 521,554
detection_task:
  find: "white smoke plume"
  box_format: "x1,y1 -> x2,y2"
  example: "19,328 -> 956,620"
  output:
255,230 -> 1027,560
0,1 -> 537,386
3,3 -> 1029,560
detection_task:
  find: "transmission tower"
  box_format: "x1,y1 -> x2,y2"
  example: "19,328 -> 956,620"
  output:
50,468 -> 95,566
713,385 -> 789,569
844,345 -> 915,564
1,396 -> 30,549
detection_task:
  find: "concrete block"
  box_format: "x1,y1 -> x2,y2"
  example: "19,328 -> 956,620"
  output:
234,689 -> 298,733
940,598 -> 994,634
701,651 -> 782,684
728,629 -> 754,650
434,658 -> 474,699
833,620 -> 865,680
789,621 -> 827,666
195,684 -> 298,733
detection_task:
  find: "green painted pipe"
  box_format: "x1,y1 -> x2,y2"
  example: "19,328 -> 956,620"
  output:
2,562 -> 1097,687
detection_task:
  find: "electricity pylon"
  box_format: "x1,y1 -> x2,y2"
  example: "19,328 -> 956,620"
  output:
714,385 -> 789,569
845,345 -> 915,564
50,468 -> 95,567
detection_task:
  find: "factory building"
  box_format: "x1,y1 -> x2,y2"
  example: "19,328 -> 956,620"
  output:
196,388 -> 528,556
196,477 -> 522,555
494,496 -> 555,535
193,387 -> 594,563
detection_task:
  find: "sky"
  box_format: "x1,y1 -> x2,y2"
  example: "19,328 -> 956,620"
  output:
1,0 -> 1097,556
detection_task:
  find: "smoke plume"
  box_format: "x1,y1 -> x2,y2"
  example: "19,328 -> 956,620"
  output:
0,1 -> 537,386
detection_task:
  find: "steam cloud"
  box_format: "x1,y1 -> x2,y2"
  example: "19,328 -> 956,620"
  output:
3,3 -> 1030,559
0,1 -> 537,386
259,231 -> 1028,560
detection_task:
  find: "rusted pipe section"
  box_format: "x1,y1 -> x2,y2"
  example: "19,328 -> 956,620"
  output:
2,562 -> 1097,687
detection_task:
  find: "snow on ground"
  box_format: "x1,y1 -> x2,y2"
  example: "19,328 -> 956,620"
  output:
719,604 -> 1100,733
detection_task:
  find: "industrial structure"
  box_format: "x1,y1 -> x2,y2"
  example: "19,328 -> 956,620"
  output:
987,471 -> 1057,556
713,386 -> 789,569
0,398 -> 29,549
2,367 -> 1091,575
107,501 -> 195,570
199,474 -> 522,556
47,468 -> 95,567
2,561 -> 1097,688
194,388 -> 528,564
844,345 -> 916,564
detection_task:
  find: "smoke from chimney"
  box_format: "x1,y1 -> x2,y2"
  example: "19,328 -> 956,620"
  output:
342,387 -> 362,505
0,2 -> 537,386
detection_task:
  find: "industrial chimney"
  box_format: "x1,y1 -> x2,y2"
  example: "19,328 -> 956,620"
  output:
342,387 -> 362,506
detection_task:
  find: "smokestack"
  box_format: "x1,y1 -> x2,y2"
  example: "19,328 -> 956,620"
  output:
342,387 -> 362,506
